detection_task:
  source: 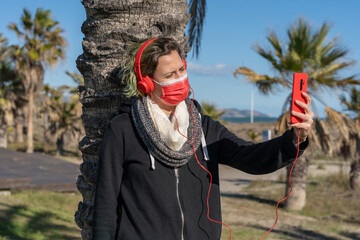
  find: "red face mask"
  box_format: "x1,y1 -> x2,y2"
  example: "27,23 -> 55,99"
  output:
152,74 -> 190,105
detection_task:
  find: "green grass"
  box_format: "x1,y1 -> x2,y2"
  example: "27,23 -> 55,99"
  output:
301,173 -> 360,221
1,172 -> 359,240
0,190 -> 82,240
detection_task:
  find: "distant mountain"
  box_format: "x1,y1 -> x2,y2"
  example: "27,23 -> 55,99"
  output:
221,108 -> 271,118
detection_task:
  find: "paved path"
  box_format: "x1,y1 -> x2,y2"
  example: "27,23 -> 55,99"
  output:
219,163 -> 350,194
219,165 -> 286,194
0,147 -> 80,192
0,147 -> 348,194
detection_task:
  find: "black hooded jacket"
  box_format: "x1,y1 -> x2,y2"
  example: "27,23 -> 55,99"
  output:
92,101 -> 308,240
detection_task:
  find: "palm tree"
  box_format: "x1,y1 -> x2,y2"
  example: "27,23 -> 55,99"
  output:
0,34 -> 25,145
41,72 -> 84,145
0,63 -> 25,143
0,92 -> 11,148
340,87 -> 360,190
41,83 -> 69,143
234,17 -> 360,210
0,33 -> 7,62
65,70 -> 85,156
8,8 -> 66,153
341,87 -> 360,116
0,34 -> 11,141
0,66 -> 17,147
0,62 -> 12,148
41,84 -> 53,142
74,0 -> 207,238
0,34 -> 11,140
65,70 -> 84,120
47,86 -> 82,156
201,101 -> 225,121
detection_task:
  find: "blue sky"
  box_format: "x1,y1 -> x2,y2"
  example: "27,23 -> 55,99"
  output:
1,0 -> 359,117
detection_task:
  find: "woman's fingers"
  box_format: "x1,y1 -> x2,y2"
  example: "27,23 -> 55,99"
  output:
289,92 -> 314,142
302,92 -> 312,105
296,103 -> 314,119
295,100 -> 310,113
291,110 -> 308,122
290,110 -> 313,127
292,92 -> 314,120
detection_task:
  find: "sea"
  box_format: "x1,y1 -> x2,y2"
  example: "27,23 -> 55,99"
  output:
221,117 -> 278,123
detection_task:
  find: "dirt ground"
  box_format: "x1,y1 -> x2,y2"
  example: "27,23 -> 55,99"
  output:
218,121 -> 358,240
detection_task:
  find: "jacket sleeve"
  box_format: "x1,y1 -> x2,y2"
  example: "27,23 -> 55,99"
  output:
93,122 -> 123,240
207,117 -> 308,174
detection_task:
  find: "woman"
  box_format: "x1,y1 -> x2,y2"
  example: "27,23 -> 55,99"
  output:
92,37 -> 313,240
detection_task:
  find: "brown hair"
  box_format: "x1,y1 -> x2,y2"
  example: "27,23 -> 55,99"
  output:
121,37 -> 183,98
140,37 -> 183,78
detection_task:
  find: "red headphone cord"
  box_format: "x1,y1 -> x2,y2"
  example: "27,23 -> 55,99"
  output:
150,88 -> 232,239
260,128 -> 301,239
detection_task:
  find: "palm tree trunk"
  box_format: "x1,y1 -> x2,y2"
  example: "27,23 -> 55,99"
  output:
26,87 -> 34,153
284,155 -> 309,210
75,1 -> 189,239
15,114 -> 24,143
350,157 -> 360,190
0,126 -> 7,148
43,111 -> 50,143
56,133 -> 64,156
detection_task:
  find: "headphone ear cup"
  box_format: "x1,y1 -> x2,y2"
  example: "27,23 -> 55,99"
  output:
182,59 -> 187,70
137,76 -> 154,94
137,80 -> 148,94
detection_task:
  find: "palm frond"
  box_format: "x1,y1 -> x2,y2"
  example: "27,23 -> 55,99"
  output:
201,101 -> 224,120
340,87 -> 360,115
274,111 -> 291,135
65,70 -> 84,92
187,0 -> 206,58
313,117 -> 333,156
281,93 -> 292,113
267,32 -> 283,59
237,16 -> 358,101
325,106 -> 356,142
233,67 -> 289,94
333,75 -> 360,87
21,9 -> 33,31
253,43 -> 283,72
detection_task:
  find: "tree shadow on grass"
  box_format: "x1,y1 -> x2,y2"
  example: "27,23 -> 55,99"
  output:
0,202 -> 80,240
221,192 -> 284,208
221,178 -> 252,186
341,232 -> 360,240
340,231 -> 360,240
246,223 -> 342,240
222,178 -> 286,185
343,217 -> 360,225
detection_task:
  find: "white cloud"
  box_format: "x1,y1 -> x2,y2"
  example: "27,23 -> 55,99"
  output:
187,62 -> 233,76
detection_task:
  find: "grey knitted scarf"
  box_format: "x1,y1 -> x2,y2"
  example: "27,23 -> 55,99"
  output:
131,97 -> 202,168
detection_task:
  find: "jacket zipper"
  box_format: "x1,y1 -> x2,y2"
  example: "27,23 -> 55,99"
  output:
174,168 -> 185,240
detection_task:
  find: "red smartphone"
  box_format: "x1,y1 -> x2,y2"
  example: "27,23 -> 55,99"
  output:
291,73 -> 308,124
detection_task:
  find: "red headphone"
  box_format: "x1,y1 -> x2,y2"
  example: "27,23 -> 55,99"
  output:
134,38 -> 187,94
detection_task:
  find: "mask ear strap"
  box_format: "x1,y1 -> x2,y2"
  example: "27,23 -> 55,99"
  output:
151,78 -> 161,86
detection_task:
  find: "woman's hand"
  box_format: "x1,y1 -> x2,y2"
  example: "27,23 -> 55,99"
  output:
288,92 -> 314,144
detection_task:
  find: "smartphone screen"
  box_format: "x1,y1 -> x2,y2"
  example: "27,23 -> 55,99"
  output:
291,73 -> 308,124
